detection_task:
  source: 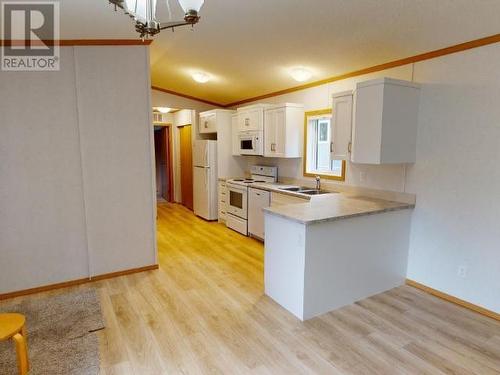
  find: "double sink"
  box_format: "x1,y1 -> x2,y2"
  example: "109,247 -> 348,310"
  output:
278,186 -> 333,196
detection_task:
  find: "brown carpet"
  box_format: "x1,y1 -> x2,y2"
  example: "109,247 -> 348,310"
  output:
0,288 -> 104,375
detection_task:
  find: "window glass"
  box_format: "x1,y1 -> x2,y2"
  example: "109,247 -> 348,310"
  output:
303,110 -> 345,180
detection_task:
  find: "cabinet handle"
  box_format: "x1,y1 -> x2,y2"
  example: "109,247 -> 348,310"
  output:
348,142 -> 352,153
330,142 -> 334,153
204,121 -> 208,128
245,118 -> 250,126
271,143 -> 276,152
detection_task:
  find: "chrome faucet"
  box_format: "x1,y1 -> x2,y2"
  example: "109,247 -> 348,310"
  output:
315,176 -> 321,190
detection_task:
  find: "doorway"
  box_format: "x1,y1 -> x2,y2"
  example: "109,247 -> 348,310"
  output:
179,125 -> 193,210
154,126 -> 173,202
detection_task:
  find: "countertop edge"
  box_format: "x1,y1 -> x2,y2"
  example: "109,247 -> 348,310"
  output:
263,203 -> 415,225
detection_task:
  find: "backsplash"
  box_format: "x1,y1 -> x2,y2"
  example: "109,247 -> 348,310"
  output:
242,156 -> 408,193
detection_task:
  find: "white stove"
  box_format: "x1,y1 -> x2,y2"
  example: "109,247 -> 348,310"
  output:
226,166 -> 278,235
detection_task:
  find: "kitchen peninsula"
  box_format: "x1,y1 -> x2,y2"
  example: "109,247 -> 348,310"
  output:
263,193 -> 414,320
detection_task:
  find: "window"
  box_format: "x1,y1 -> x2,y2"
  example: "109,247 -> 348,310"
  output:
303,109 -> 346,180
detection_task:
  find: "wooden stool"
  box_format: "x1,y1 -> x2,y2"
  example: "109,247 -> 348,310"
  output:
0,313 -> 30,375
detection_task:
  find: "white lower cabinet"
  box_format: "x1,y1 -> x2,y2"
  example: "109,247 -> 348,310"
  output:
248,188 -> 271,239
218,181 -> 227,222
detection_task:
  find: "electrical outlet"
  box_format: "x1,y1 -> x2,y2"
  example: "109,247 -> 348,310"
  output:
457,265 -> 468,278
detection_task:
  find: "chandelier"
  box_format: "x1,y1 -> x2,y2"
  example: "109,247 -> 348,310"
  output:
109,0 -> 205,40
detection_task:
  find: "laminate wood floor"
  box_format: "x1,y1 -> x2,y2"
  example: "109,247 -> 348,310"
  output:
7,203 -> 500,374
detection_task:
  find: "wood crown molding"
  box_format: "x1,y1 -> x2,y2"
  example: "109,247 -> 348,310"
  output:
152,33 -> 500,108
406,279 -> 500,322
0,264 -> 159,301
0,39 -> 153,46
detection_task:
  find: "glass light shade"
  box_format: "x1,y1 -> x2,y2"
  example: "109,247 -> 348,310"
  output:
124,0 -> 157,23
156,107 -> 171,113
124,0 -> 137,13
290,67 -> 313,82
192,72 -> 210,83
177,0 -> 204,13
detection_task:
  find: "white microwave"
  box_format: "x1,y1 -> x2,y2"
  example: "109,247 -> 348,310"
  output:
239,130 -> 263,155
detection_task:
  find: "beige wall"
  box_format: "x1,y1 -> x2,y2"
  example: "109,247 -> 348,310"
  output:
0,46 -> 156,293
406,43 -> 500,313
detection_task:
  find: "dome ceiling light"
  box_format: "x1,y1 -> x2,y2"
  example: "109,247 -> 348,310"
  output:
192,72 -> 210,83
290,67 -> 313,82
155,107 -> 171,113
108,0 -> 205,40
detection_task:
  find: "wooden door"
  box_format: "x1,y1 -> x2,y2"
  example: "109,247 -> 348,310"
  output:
179,125 -> 193,210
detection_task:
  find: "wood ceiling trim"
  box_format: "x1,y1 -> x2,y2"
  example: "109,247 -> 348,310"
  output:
0,39 -> 152,46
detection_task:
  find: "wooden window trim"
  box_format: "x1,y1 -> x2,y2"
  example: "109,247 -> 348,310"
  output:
303,109 -> 346,181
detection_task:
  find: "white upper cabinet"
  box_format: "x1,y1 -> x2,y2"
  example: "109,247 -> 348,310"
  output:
199,109 -> 245,178
330,91 -> 353,161
351,77 -> 421,164
231,114 -> 240,156
199,111 -> 217,134
264,103 -> 304,158
237,104 -> 272,132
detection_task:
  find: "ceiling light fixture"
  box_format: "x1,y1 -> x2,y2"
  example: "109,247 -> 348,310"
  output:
108,0 -> 205,40
155,107 -> 171,113
192,72 -> 210,83
290,67 -> 313,82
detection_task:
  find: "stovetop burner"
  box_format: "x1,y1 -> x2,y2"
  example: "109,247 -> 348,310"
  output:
228,174 -> 275,185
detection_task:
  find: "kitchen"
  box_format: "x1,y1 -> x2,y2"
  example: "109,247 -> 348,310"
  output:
186,77 -> 419,320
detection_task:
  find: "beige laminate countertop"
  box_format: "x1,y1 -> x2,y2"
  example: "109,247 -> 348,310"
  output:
255,183 -> 414,225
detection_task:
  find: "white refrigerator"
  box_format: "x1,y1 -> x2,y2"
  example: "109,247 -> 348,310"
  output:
193,140 -> 218,220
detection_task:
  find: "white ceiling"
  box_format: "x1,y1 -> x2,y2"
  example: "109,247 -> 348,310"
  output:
60,0 -> 500,105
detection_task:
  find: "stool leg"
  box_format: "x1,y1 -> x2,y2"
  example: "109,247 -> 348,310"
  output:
13,333 -> 29,375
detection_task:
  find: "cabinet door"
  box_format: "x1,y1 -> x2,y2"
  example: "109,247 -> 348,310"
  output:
331,93 -> 353,160
264,108 -> 286,157
248,188 -> 270,239
274,108 -> 286,156
238,111 -> 249,131
200,113 -> 216,133
239,108 -> 264,131
218,182 -> 227,220
231,115 -> 240,156
264,109 -> 276,156
248,108 -> 263,131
